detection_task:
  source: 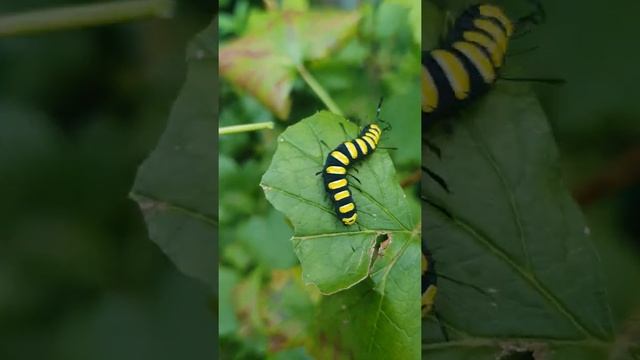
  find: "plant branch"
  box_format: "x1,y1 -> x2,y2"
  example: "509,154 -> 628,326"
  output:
0,0 -> 174,37
219,121 -> 274,135
573,145 -> 640,206
296,63 -> 344,116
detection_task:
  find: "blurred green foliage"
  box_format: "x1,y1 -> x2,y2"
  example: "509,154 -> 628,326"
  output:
219,0 -> 421,358
0,1 -> 215,359
508,0 -> 640,338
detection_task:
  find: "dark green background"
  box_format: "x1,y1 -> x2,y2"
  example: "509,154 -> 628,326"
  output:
0,1 -> 215,359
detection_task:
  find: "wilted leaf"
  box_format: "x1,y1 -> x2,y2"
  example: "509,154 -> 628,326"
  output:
422,83 -> 615,358
219,10 -> 361,119
261,111 -> 420,358
130,21 -> 216,289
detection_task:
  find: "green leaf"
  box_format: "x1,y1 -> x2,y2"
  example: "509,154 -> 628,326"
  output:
261,111 -> 420,358
422,84 -> 615,358
236,210 -> 298,269
311,241 -> 421,359
219,266 -> 240,336
130,21 -> 216,289
219,10 -> 361,119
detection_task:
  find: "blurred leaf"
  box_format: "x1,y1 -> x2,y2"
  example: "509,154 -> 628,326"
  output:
236,210 -> 297,269
222,241 -> 253,271
219,266 -> 240,336
421,0 -> 442,50
382,0 -> 421,44
234,268 -> 269,354
281,0 -> 309,11
131,21 -> 216,289
226,267 -> 316,356
261,111 -> 420,358
219,10 -> 361,119
219,155 -> 263,224
267,347 -> 312,360
422,84 -> 615,357
262,268 -> 315,353
374,2 -> 411,40
383,80 -> 421,167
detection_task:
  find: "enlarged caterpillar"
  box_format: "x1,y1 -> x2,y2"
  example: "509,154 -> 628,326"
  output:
320,122 -> 382,225
422,3 -> 514,123
422,242 -> 438,317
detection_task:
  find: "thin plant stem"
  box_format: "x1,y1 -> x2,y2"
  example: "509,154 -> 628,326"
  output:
219,122 -> 274,135
0,0 -> 174,37
296,63 -> 344,116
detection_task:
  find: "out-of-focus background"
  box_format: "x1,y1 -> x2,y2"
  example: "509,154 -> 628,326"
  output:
518,0 -> 640,329
0,1 -> 216,359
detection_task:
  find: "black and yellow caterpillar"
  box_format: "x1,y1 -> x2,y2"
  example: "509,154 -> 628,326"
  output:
422,242 -> 437,317
321,123 -> 382,226
422,4 -> 514,122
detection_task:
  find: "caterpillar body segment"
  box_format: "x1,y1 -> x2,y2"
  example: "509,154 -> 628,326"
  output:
321,123 -> 382,226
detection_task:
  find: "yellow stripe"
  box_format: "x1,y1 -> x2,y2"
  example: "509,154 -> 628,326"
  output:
341,213 -> 357,225
334,190 -> 350,201
431,50 -> 470,100
326,166 -> 346,175
339,203 -> 355,214
452,41 -> 496,84
474,19 -> 508,56
362,135 -> 376,149
366,130 -> 380,144
422,66 -> 439,113
463,31 -> 503,68
331,150 -> 350,166
479,4 -> 513,36
328,178 -> 347,190
344,141 -> 358,159
422,286 -> 437,316
355,138 -> 368,155
370,125 -> 382,141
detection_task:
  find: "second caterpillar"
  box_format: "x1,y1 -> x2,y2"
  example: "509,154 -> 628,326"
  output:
422,3 -> 514,123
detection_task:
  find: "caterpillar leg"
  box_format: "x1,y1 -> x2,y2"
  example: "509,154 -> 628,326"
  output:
517,0 -> 546,26
347,173 -> 361,184
423,137 -> 441,158
422,166 -> 451,194
421,195 -> 453,220
315,139 -> 334,175
339,122 -> 358,139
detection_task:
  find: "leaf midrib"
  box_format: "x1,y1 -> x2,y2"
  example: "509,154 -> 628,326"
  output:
130,190 -> 217,227
366,229 -> 419,355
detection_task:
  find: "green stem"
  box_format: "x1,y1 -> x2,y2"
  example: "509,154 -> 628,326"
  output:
296,63 -> 344,116
0,0 -> 174,37
219,122 -> 274,135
